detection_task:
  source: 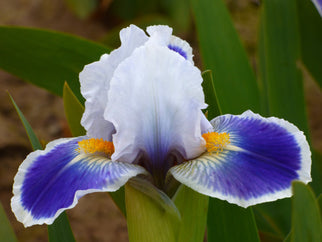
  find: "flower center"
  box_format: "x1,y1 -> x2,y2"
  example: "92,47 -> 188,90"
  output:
76,138 -> 114,157
202,132 -> 230,154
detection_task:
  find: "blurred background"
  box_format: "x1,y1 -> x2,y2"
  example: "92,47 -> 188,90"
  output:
0,0 -> 321,241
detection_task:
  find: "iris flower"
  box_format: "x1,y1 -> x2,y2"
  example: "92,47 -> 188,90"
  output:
11,25 -> 311,227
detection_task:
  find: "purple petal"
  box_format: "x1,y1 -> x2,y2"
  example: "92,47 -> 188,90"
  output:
170,110 -> 311,207
11,137 -> 146,227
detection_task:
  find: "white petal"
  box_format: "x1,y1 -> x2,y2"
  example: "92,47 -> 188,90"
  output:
105,42 -> 207,173
80,25 -> 148,140
147,25 -> 194,63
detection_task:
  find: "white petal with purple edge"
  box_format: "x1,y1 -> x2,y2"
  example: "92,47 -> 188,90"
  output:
105,41 -> 207,175
80,25 -> 148,140
146,25 -> 194,63
169,110 -> 311,207
11,137 -> 146,227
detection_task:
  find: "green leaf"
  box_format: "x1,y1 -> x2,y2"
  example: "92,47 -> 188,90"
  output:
291,182 -> 322,242
9,93 -> 75,242
254,199 -> 292,238
48,213 -> 75,242
64,0 -> 98,19
0,202 -> 17,242
260,0 -> 308,133
207,199 -> 260,242
0,26 -> 110,102
125,180 -> 180,242
63,82 -> 86,137
190,0 -> 260,114
318,194 -> 322,218
296,0 -> 322,88
8,93 -> 42,150
62,82 -> 127,216
201,70 -> 222,120
172,185 -> 208,242
256,0 -> 316,237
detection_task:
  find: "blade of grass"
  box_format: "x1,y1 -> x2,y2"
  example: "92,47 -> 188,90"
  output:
201,70 -> 221,119
208,199 -> 260,242
172,185 -> 208,242
190,0 -> 260,114
0,203 -> 17,242
0,27 -> 110,102
291,182 -> 322,242
296,0 -> 322,88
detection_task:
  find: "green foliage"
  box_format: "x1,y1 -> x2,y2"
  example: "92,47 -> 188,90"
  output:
9,94 -> 75,242
290,182 -> 322,242
47,213 -> 75,242
255,1 -> 321,240
63,82 -> 86,137
190,0 -> 260,115
207,199 -> 260,242
201,70 -> 222,120
173,185 -> 209,242
0,203 -> 17,242
125,180 -> 180,242
0,27 -> 110,102
296,0 -> 322,88
8,93 -> 42,150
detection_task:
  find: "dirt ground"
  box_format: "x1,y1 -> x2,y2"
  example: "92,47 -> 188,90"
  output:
0,1 -> 321,242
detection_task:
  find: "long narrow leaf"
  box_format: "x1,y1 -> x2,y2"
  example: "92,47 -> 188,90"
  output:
9,93 -> 75,242
296,0 -> 322,88
208,199 -> 260,242
190,0 -> 260,114
201,70 -> 221,119
0,27 -> 110,102
63,82 -> 86,137
0,203 -> 17,242
255,0 -> 315,237
291,182 -> 322,242
172,185 -> 208,242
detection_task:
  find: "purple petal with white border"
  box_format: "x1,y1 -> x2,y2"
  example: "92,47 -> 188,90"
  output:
11,136 -> 146,227
169,110 -> 311,207
312,0 -> 322,16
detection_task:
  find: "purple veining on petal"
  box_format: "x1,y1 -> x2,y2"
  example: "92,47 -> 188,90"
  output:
202,148 -> 299,200
20,138 -> 133,219
213,115 -> 301,174
209,115 -> 301,199
168,44 -> 188,59
171,112 -> 307,206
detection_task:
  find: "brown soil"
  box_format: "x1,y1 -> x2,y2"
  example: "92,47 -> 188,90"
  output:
0,1 -> 321,242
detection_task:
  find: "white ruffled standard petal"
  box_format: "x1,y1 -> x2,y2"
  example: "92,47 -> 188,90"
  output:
80,25 -> 148,140
105,41 -> 207,177
11,137 -> 146,227
169,110 -> 311,207
147,25 -> 194,63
